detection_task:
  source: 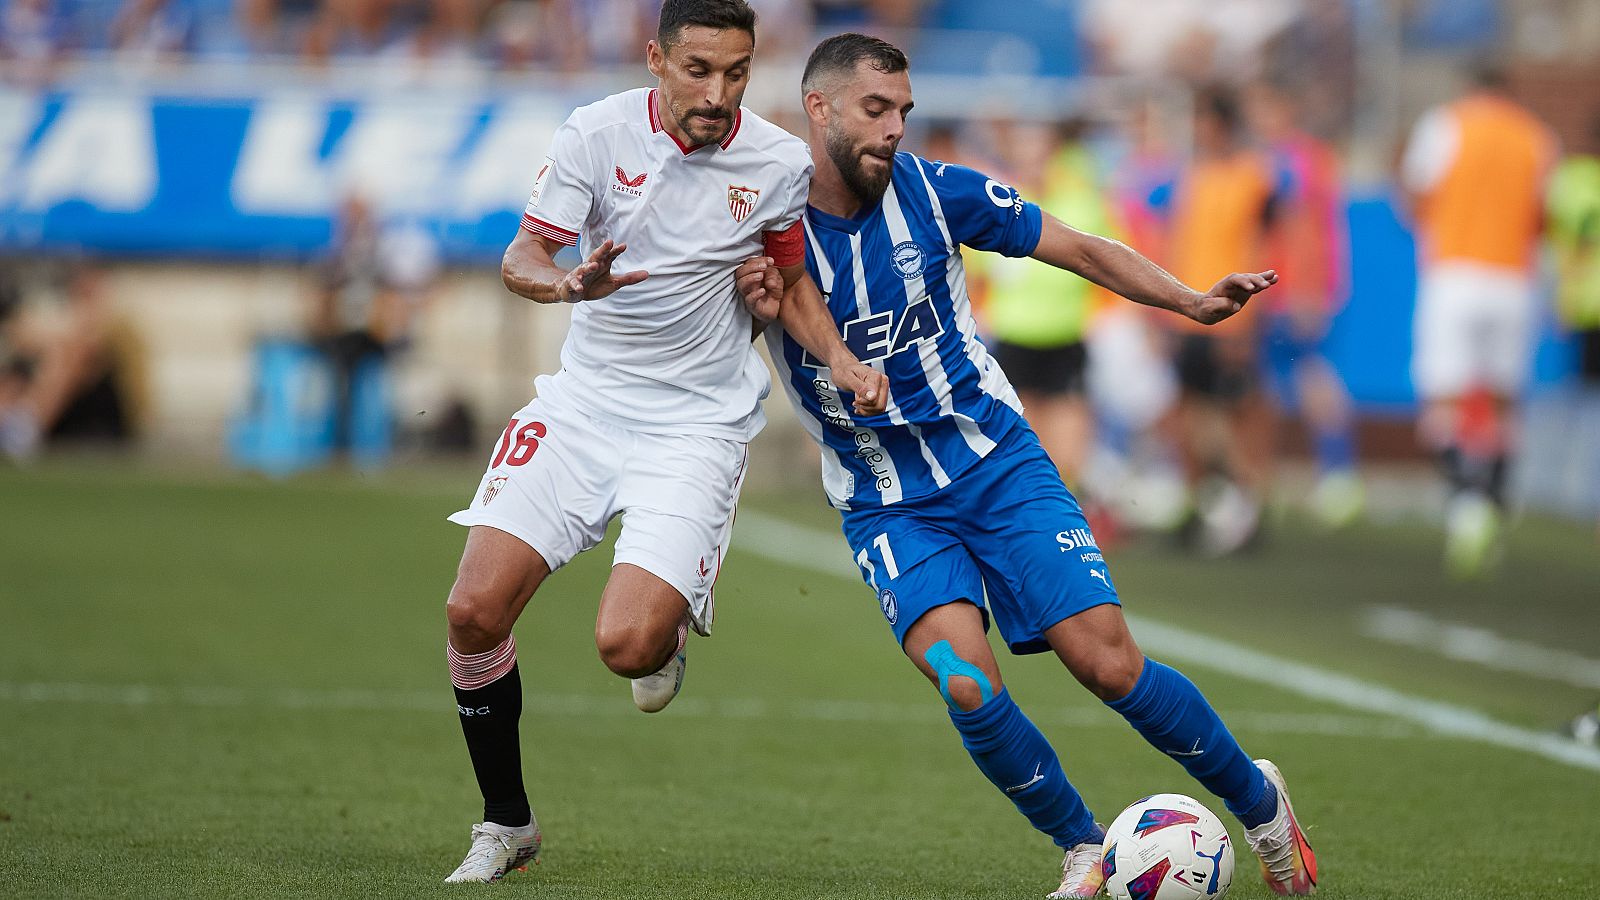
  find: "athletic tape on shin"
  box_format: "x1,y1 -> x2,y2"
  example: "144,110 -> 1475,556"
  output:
448,635 -> 517,691
924,640 -> 994,709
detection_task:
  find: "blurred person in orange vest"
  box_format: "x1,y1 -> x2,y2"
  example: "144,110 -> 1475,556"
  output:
1400,63 -> 1557,577
1163,86 -> 1281,555
1246,80 -> 1363,528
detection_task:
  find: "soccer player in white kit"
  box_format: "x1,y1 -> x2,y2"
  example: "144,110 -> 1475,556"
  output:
438,0 -> 887,883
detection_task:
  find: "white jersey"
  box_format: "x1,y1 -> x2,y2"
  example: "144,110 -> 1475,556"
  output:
521,87 -> 813,441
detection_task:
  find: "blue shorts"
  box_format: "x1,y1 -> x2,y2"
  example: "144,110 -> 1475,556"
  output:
839,425 -> 1119,655
1260,313 -> 1330,409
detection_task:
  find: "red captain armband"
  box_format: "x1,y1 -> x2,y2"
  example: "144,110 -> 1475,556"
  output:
762,220 -> 805,268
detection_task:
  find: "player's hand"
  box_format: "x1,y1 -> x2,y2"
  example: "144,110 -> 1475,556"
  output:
1187,270 -> 1277,325
833,360 -> 889,416
734,255 -> 785,323
557,239 -> 649,303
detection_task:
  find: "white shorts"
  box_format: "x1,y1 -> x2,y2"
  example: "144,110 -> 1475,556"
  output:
448,391 -> 749,636
1412,261 -> 1535,399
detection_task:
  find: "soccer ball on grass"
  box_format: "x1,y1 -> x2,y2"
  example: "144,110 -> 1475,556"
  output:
1101,793 -> 1234,899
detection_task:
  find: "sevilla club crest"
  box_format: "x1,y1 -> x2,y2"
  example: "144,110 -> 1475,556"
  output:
727,185 -> 760,223
481,475 -> 508,506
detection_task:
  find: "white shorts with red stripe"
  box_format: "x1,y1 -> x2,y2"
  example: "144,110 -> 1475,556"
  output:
449,388 -> 748,636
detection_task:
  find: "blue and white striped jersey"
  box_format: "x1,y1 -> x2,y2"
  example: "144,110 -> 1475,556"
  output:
766,152 -> 1044,510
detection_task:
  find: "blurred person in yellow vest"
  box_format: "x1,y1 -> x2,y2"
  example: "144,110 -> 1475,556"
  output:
980,119 -> 1117,492
1546,112 -> 1600,545
1162,87 -> 1281,555
1401,63 -> 1557,577
1246,80 -> 1363,528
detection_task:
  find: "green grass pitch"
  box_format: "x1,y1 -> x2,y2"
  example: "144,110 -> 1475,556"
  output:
2,462 -> 1598,898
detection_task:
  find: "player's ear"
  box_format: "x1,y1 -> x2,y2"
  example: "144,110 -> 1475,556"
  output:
646,39 -> 665,79
803,89 -> 829,127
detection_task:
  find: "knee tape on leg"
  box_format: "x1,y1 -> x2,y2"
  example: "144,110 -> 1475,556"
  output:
924,640 -> 994,710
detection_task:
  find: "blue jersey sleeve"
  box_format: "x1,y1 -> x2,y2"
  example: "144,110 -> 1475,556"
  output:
922,159 -> 1043,257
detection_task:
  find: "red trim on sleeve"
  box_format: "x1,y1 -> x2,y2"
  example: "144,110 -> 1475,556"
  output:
522,214 -> 579,246
762,219 -> 805,267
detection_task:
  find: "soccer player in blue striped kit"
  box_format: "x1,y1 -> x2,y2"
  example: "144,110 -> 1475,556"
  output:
737,35 -> 1319,897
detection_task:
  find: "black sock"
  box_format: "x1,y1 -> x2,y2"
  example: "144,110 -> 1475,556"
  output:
454,664 -> 531,827
1485,454 -> 1509,507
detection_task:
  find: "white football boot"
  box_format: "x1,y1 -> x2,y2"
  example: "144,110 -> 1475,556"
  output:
1047,832 -> 1107,899
443,819 -> 541,883
631,621 -> 687,713
1244,759 -> 1318,895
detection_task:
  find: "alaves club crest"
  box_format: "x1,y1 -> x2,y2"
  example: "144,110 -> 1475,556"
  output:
727,185 -> 760,222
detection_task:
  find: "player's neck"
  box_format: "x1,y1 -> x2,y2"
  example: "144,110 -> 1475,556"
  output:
808,160 -> 864,220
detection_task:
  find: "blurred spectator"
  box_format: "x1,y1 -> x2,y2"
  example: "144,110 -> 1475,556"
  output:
1260,2 -> 1356,139
1082,0 -> 1298,83
0,261 -> 145,461
1,0 -> 76,86
982,120 -> 1114,492
812,0 -> 924,33
1400,64 -> 1557,576
487,0 -> 580,72
111,0 -> 199,63
310,192 -> 439,454
302,0 -> 408,63
1545,112 -> 1600,534
1160,86 -> 1281,555
1246,80 -> 1364,527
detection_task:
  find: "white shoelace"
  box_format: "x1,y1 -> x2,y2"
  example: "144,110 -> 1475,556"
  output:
1250,818 -> 1296,882
461,825 -> 515,867
1052,843 -> 1101,896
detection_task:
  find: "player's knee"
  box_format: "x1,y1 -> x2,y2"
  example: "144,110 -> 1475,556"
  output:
942,675 -> 989,712
445,579 -> 512,648
1079,650 -> 1143,702
923,640 -> 998,712
594,623 -> 666,679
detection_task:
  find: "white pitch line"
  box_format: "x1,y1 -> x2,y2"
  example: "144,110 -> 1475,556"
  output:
1361,604 -> 1600,691
0,681 -> 1418,741
731,509 -> 1600,774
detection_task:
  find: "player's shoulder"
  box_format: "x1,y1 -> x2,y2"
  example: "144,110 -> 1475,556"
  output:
729,109 -> 811,172
566,87 -> 649,132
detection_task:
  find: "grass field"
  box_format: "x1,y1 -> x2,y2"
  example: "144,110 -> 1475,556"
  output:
2,461 -> 1599,898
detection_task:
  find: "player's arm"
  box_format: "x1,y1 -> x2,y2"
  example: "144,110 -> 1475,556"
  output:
1029,213 -> 1275,326
767,262 -> 889,416
501,229 -> 647,304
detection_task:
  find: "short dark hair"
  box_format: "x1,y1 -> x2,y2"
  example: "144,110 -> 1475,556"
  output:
657,0 -> 757,49
1196,85 -> 1242,134
802,33 -> 909,94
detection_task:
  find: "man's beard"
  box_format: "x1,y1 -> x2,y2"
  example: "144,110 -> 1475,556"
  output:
675,104 -> 733,145
827,126 -> 893,204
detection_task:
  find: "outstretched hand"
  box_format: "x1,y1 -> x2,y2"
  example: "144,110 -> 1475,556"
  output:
734,255 -> 786,323
556,239 -> 649,303
833,360 -> 890,416
1189,270 -> 1277,325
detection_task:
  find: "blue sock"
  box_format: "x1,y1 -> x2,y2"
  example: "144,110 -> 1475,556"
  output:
1105,658 -> 1273,828
1314,427 -> 1356,473
948,687 -> 1100,849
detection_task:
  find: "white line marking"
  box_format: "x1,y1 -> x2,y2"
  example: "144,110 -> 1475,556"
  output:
1361,604 -> 1600,691
0,681 -> 1417,741
731,510 -> 1600,774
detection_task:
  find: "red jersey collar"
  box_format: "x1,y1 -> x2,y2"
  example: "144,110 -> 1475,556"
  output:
648,89 -> 741,154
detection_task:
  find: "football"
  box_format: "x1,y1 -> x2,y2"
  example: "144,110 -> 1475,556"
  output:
1101,793 -> 1234,900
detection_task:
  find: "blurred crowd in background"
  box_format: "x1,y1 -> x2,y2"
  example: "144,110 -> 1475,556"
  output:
3,0 -> 1600,574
